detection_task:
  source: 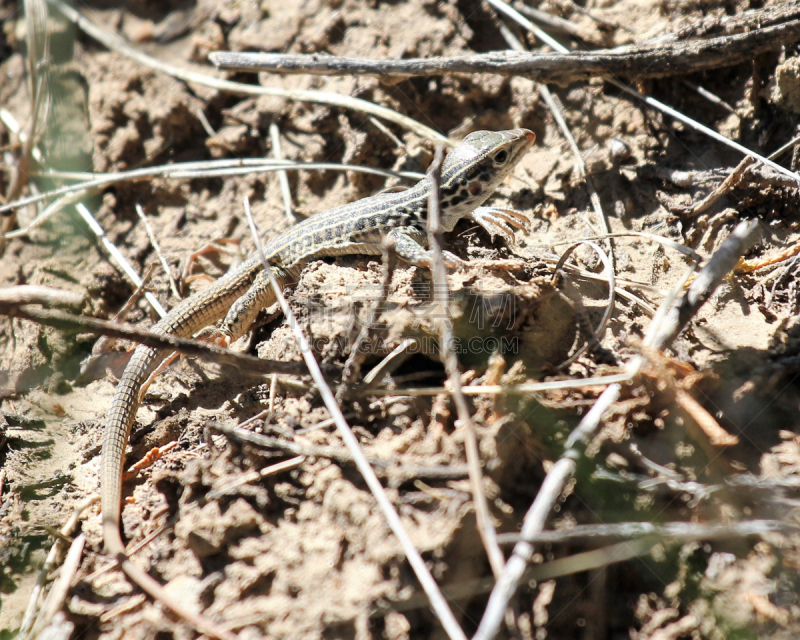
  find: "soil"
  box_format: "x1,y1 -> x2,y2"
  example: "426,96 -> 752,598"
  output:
2,0 -> 800,638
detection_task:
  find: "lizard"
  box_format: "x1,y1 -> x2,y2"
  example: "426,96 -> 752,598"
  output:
100,128 -> 536,638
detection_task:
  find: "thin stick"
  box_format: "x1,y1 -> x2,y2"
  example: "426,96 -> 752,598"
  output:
206,456 -> 305,501
195,108 -> 217,138
47,0 -> 448,145
680,133 -> 800,218
134,204 -> 179,299
1,160 -> 422,221
488,0 -> 800,186
539,87 -> 613,244
496,21 -> 616,288
674,389 -> 738,446
212,421 -> 468,480
100,594 -> 147,623
363,337 -> 418,385
546,231 -> 702,261
338,238 -> 397,399
242,197 -> 468,640
0,298 -> 310,376
268,123 -> 297,224
681,79 -> 736,114
495,519 -> 785,544
30,534 -> 86,635
1,0 -> 49,247
425,147 -> 505,578
473,220 -> 761,640
0,117 -> 165,324
648,220 -> 760,351
512,2 -> 591,40
18,496 -> 98,639
81,263 -> 157,370
361,372 -> 634,397
208,0 -> 800,192
608,80 -> 800,184
383,518 -> 783,613
208,10 -> 800,82
74,202 -> 167,318
739,241 -> 800,273
87,522 -> 173,582
652,1 -> 800,41
0,285 -> 83,308
552,240 -> 616,368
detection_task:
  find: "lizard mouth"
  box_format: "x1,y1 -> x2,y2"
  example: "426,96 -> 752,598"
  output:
510,129 -> 536,164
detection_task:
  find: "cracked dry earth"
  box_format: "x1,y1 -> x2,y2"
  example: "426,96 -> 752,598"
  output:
4,0 -> 800,639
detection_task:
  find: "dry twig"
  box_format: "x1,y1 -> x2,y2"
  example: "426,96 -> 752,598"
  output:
135,204 -> 180,300
268,122 -> 297,225
30,534 -> 86,636
426,146 -> 505,578
210,6 -> 800,83
473,220 -> 761,640
0,296 -> 311,377
242,197 -> 468,640
47,0 -> 448,144
18,496 -> 98,640
338,239 -> 397,400
212,422 -> 467,481
0,160 -> 421,224
1,0 -> 49,248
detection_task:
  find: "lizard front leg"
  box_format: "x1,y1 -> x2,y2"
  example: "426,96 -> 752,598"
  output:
388,227 -> 525,272
468,206 -> 530,244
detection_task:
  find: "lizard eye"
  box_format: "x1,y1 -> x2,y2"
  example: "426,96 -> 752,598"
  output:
493,149 -> 509,164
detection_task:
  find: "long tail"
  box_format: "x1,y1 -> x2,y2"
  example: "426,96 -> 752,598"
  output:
101,341 -> 165,557
100,273 -> 253,639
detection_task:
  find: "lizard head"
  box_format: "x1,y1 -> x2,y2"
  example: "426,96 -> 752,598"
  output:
437,128 -> 535,230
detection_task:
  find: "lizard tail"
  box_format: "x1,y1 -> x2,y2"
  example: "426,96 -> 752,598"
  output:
101,278 -> 256,638
101,341 -> 238,639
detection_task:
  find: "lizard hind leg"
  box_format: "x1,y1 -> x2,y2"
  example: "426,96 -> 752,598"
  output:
388,228 -> 466,270
217,267 -> 284,343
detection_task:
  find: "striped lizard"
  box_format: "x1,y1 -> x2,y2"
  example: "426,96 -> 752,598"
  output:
101,128 -> 535,638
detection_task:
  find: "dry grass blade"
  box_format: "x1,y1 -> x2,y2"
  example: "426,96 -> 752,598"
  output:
473,220 -> 761,640
362,372 -> 634,397
134,204 -> 179,300
487,0 -> 800,185
496,519 -> 786,544
1,0 -> 50,249
338,239 -> 397,399
648,221 -> 760,350
268,123 -> 297,224
212,422 -> 468,481
17,496 -> 98,640
47,0 -> 448,144
679,133 -> 800,218
552,240 -> 616,367
0,160 -> 421,221
426,147 -> 505,577
29,533 -> 85,636
0,285 -> 83,308
547,231 -> 702,261
495,21 -> 617,295
242,197 -> 468,640
381,520 -> 782,615
73,202 -> 167,317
